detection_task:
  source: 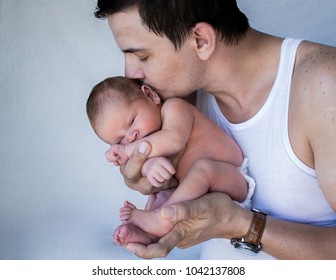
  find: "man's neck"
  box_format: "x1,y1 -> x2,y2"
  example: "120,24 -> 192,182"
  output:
203,29 -> 284,123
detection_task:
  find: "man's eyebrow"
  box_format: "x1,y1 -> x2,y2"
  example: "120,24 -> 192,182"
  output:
122,48 -> 146,54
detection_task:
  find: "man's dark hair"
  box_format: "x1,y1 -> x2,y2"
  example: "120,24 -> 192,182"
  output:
95,0 -> 249,48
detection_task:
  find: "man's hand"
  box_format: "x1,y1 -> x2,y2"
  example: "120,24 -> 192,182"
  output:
124,192 -> 252,259
117,142 -> 154,194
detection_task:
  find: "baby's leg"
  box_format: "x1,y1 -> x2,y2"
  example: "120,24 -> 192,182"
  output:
118,160 -> 247,238
163,159 -> 248,206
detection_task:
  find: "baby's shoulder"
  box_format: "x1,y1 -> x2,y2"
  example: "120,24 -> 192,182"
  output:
162,97 -> 194,111
163,97 -> 189,106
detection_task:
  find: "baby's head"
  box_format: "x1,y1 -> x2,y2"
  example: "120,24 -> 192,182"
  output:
87,76 -> 163,145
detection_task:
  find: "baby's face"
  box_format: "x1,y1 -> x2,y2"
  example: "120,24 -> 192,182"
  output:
95,97 -> 162,145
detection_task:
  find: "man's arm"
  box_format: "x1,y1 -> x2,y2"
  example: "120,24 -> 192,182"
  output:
290,43 -> 336,210
257,43 -> 336,259
304,46 -> 336,211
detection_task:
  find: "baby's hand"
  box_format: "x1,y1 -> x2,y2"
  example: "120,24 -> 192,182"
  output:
141,157 -> 176,187
105,144 -> 129,166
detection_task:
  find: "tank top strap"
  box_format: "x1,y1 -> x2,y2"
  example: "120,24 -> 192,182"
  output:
274,38 -> 303,98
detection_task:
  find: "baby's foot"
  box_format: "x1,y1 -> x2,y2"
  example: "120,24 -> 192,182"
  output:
119,201 -> 137,222
123,206 -> 175,238
113,224 -> 158,246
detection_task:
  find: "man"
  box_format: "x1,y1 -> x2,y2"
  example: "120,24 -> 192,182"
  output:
95,0 -> 336,259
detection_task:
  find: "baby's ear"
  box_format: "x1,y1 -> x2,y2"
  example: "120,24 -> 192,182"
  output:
141,85 -> 161,104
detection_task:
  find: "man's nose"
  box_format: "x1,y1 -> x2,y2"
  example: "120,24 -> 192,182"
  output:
124,60 -> 145,80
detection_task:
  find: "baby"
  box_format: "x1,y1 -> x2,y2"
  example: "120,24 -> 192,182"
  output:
86,76 -> 255,246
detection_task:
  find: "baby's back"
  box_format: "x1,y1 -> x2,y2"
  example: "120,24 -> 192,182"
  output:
175,102 -> 243,179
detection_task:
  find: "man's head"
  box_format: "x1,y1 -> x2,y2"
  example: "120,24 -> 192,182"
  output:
95,1 -> 249,99
87,76 -> 162,145
95,0 -> 249,48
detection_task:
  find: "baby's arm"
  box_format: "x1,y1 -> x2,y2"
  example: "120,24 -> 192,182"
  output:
142,98 -> 194,158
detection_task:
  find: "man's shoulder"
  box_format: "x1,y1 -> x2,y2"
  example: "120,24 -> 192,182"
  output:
293,41 -> 336,106
291,41 -> 336,131
295,41 -> 336,80
288,41 -> 336,169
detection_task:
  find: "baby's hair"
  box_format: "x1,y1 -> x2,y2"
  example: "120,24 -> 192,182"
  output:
86,76 -> 143,128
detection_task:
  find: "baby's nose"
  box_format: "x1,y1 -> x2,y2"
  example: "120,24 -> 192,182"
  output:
126,130 -> 139,143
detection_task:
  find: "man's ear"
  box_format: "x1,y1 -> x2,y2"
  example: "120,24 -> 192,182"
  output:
191,22 -> 216,61
141,85 -> 161,104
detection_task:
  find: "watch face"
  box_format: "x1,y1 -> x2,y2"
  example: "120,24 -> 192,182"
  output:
231,239 -> 260,255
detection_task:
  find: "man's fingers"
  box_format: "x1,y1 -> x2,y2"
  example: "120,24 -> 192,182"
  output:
121,142 -> 151,179
160,198 -> 205,223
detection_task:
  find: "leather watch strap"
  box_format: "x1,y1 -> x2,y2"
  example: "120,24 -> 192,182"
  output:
244,210 -> 267,245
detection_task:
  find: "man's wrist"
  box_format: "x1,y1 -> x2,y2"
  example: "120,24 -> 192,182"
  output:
230,209 -> 267,254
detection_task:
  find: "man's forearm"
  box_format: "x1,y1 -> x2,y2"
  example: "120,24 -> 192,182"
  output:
262,216 -> 336,259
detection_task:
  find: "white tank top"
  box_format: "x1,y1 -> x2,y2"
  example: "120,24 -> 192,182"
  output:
197,38 -> 336,226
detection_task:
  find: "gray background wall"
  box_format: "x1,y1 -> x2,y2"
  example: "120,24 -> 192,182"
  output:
0,0 -> 335,259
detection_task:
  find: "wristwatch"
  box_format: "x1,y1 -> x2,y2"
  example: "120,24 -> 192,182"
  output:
230,209 -> 267,255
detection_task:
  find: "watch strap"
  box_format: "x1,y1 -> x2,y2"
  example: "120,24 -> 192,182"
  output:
244,210 -> 267,246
